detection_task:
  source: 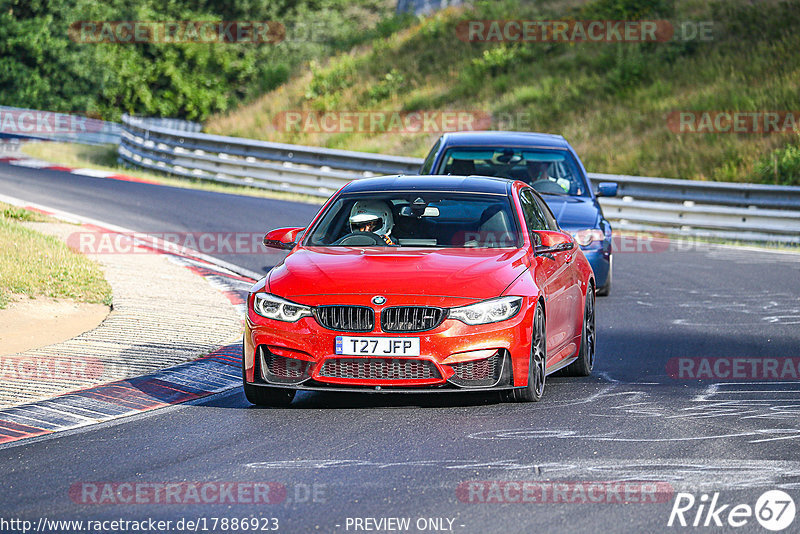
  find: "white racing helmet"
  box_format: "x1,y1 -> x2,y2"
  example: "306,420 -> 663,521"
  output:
349,200 -> 394,236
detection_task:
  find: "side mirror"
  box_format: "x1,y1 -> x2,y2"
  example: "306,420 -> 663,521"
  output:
596,182 -> 618,197
263,227 -> 305,250
533,230 -> 575,255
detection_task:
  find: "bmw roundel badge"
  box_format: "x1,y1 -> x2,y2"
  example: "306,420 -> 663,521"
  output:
372,296 -> 387,305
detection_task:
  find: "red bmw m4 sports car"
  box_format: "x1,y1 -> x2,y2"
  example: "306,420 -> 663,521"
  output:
243,175 -> 596,406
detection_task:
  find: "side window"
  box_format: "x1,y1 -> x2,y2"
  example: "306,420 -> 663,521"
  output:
519,189 -> 549,240
420,139 -> 440,174
533,194 -> 560,231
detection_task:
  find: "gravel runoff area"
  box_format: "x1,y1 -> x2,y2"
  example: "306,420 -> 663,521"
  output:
0,221 -> 244,408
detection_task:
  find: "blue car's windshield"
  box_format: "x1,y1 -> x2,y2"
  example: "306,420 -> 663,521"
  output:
437,147 -> 589,197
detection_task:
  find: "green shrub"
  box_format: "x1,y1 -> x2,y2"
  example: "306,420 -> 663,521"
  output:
755,144 -> 800,186
0,0 -> 400,121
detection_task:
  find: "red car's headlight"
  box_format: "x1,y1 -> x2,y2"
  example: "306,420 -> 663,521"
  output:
253,293 -> 313,322
449,296 -> 523,325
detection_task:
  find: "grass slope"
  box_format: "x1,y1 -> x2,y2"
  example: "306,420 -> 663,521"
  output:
0,204 -> 111,309
206,0 -> 800,185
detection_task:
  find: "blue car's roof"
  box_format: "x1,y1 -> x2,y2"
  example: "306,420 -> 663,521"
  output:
342,174 -> 512,195
436,131 -> 569,149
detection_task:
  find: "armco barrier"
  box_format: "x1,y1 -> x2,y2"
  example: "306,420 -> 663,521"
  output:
114,114 -> 800,244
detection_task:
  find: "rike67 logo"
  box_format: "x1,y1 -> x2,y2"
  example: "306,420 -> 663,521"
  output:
668,490 -> 796,531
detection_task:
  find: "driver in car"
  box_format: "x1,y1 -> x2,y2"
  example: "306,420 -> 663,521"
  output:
526,160 -> 572,193
526,160 -> 551,182
347,200 -> 399,245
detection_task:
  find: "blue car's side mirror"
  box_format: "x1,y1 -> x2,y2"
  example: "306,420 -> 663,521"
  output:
596,182 -> 618,197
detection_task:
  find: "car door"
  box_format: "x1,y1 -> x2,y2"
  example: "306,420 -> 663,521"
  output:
519,189 -> 574,362
534,192 -> 584,348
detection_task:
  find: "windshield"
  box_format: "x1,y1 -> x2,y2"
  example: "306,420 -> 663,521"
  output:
436,147 -> 589,197
305,192 -> 521,248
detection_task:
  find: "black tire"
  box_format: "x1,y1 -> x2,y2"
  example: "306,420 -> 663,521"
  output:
243,382 -> 295,407
563,289 -> 596,377
242,343 -> 295,406
506,303 -> 546,402
596,256 -> 612,296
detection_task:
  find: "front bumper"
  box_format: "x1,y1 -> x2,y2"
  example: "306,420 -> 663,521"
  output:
580,241 -> 611,288
243,295 -> 535,391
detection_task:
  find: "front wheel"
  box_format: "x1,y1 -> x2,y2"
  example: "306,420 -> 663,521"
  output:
563,289 -> 596,376
242,342 -> 296,406
243,382 -> 295,407
506,304 -> 546,402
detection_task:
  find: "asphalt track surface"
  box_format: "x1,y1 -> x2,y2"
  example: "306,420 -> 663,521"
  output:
2,163 -> 800,533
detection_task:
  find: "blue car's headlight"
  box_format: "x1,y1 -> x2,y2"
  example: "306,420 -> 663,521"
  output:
572,229 -> 604,247
449,296 -> 523,325
253,293 -> 313,322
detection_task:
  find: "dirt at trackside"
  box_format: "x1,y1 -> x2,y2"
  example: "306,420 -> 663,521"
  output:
0,295 -> 110,356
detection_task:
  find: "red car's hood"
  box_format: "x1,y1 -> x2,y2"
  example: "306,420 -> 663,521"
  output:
268,247 -> 529,304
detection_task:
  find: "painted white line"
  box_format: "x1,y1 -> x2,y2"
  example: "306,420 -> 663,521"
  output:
8,159 -> 53,169
70,168 -> 114,177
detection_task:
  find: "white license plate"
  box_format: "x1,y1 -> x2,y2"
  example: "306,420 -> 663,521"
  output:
335,336 -> 420,356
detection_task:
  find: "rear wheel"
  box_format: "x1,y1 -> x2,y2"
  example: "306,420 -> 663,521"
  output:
507,304 -> 546,402
563,289 -> 596,376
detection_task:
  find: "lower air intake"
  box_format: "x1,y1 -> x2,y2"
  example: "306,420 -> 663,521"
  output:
318,358 -> 440,381
448,352 -> 504,387
260,347 -> 312,384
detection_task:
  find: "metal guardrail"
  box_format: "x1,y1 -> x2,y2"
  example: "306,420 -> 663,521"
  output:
118,115 -> 800,245
119,114 -> 419,197
591,172 -> 800,210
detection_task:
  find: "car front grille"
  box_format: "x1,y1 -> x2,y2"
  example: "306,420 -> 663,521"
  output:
318,358 -> 441,381
380,306 -> 447,333
315,306 -> 374,332
260,347 -> 312,384
448,352 -> 504,387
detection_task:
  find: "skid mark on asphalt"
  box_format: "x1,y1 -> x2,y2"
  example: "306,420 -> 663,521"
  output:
614,288 -> 800,326
706,248 -> 800,264
246,459 -> 800,490
468,427 -> 800,443
470,374 -> 800,445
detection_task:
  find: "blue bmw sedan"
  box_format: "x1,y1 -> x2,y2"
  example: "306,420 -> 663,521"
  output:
421,131 -> 617,295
